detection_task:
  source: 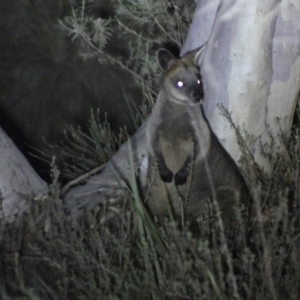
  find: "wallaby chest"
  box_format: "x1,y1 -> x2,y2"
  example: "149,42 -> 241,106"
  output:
156,102 -> 194,173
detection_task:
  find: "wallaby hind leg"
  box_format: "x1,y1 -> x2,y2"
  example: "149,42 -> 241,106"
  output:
216,186 -> 246,233
174,156 -> 191,186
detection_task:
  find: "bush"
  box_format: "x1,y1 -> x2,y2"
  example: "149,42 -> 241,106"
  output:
1,140 -> 300,299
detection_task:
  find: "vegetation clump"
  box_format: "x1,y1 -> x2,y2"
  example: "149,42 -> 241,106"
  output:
1,141 -> 300,299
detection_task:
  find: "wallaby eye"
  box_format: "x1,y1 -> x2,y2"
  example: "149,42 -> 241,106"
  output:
197,78 -> 201,85
176,80 -> 184,88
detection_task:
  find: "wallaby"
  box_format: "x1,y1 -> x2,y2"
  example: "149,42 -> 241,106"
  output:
145,48 -> 251,228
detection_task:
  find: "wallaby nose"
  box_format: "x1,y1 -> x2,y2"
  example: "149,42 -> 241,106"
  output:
191,89 -> 203,103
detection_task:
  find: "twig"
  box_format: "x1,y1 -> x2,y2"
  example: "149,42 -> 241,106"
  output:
61,163 -> 106,195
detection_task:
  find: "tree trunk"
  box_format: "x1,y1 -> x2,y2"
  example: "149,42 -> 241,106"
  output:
181,0 -> 300,171
64,0 -> 300,216
0,127 -> 48,222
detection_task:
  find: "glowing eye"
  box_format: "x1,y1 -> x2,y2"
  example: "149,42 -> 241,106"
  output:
177,81 -> 184,88
197,79 -> 201,84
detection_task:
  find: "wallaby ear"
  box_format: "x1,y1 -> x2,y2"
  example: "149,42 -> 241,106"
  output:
157,49 -> 176,71
184,45 -> 206,66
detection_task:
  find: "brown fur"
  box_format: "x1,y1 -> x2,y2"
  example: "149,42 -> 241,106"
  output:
145,49 -> 250,228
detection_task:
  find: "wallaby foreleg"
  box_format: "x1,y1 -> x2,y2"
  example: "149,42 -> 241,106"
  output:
174,155 -> 191,185
152,133 -> 173,183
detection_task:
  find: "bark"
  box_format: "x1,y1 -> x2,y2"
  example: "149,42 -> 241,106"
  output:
64,0 -> 300,216
0,127 -> 48,222
181,0 -> 300,171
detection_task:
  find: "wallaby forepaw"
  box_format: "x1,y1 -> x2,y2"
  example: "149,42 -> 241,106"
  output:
174,168 -> 189,185
159,169 -> 173,183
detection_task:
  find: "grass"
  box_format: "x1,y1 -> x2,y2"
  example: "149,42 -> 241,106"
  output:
1,127 -> 300,299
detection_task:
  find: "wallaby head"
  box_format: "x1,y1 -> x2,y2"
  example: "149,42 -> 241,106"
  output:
157,48 -> 204,105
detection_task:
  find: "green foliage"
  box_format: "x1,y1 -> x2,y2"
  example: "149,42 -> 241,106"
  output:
59,3 -> 112,50
115,0 -> 195,75
58,0 -> 195,90
2,123 -> 300,299
2,138 -> 300,299
39,110 -> 127,180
